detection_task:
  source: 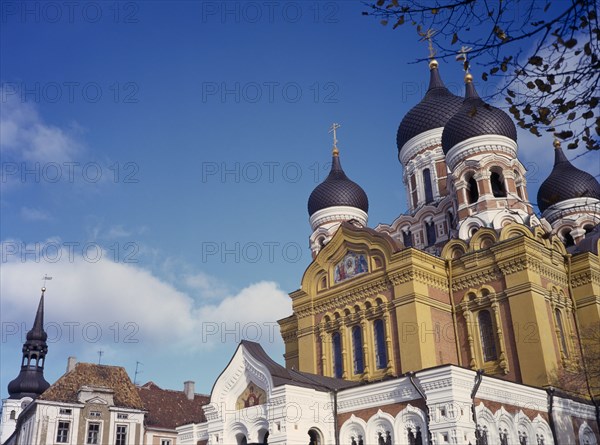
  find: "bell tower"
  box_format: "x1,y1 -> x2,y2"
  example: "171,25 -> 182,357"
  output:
0,288 -> 51,443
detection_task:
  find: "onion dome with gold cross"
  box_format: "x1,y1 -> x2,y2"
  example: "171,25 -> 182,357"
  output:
308,124 -> 368,232
308,147 -> 369,221
441,73 -> 517,157
537,139 -> 600,214
396,59 -> 463,160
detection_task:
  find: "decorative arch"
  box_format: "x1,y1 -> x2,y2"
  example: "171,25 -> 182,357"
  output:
340,414 -> 367,445
469,228 -> 498,252
499,222 -> 534,242
475,403 -> 499,445
395,405 -> 428,445
441,239 -> 468,260
495,407 -> 518,445
308,427 -> 324,445
531,414 -> 552,445
515,411 -> 535,444
579,421 -> 598,445
366,410 -> 395,444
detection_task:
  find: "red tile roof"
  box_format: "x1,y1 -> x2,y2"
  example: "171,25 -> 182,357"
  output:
39,363 -> 144,410
137,382 -> 209,430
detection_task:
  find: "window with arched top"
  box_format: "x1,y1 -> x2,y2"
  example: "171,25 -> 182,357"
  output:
446,210 -> 455,231
490,171 -> 507,198
332,332 -> 343,379
423,168 -> 434,204
584,225 -> 595,234
374,319 -> 387,369
352,326 -> 364,375
476,425 -> 489,445
410,175 -> 418,209
9,410 -> 16,420
403,230 -> 413,248
308,429 -> 323,445
555,308 -> 569,358
562,230 -> 575,247
467,176 -> 479,204
407,426 -> 423,445
478,310 -> 498,362
426,220 -> 436,246
518,430 -> 528,445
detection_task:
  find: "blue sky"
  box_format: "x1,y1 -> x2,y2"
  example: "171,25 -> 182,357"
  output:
1,1 -> 598,397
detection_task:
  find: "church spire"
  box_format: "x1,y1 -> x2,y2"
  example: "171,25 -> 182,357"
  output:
7,288 -> 51,399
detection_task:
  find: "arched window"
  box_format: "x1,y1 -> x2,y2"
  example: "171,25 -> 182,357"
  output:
308,429 -> 322,445
563,230 -> 575,247
332,332 -> 343,379
426,221 -> 436,246
423,168 -> 434,203
374,319 -> 387,369
476,425 -> 489,445
499,430 -> 509,445
446,210 -> 455,231
519,430 -> 528,445
9,410 -> 16,420
410,175 -> 418,209
478,310 -> 498,362
403,230 -> 413,248
352,326 -> 364,375
407,426 -> 423,445
467,176 -> 479,204
514,170 -> 524,200
490,171 -> 507,198
584,225 -> 595,234
555,309 -> 569,357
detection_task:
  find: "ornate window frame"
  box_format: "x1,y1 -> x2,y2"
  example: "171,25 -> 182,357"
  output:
460,287 -> 509,375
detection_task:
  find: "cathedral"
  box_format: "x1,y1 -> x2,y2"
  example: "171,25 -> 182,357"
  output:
2,58 -> 600,445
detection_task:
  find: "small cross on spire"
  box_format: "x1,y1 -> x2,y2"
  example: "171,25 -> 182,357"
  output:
456,45 -> 473,74
42,275 -> 53,294
419,28 -> 437,60
329,123 -> 341,155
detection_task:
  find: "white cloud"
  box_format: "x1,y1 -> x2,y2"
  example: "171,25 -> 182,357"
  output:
20,206 -> 53,222
0,238 -> 292,357
0,86 -> 83,164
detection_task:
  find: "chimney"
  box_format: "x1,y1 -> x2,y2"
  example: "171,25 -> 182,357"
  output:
66,356 -> 77,373
184,381 -> 195,400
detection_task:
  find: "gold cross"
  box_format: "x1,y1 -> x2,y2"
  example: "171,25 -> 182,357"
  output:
456,45 -> 473,73
419,28 -> 437,59
329,123 -> 341,151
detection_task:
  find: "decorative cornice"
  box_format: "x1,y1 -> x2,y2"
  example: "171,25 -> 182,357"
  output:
452,267 -> 502,291
445,135 -> 518,172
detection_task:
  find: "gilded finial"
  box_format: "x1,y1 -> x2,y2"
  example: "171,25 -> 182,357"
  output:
329,123 -> 341,156
553,138 -> 561,149
465,73 -> 473,83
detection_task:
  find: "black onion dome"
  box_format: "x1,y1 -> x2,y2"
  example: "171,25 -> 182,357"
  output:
442,78 -> 517,154
308,152 -> 369,217
7,370 -> 50,399
397,62 -> 463,154
537,143 -> 600,213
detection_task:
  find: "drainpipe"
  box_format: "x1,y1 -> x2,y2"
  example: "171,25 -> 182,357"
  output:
565,253 -> 600,431
470,369 -> 484,444
407,372 -> 431,444
546,387 -> 558,445
446,258 -> 462,365
333,389 -> 339,445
